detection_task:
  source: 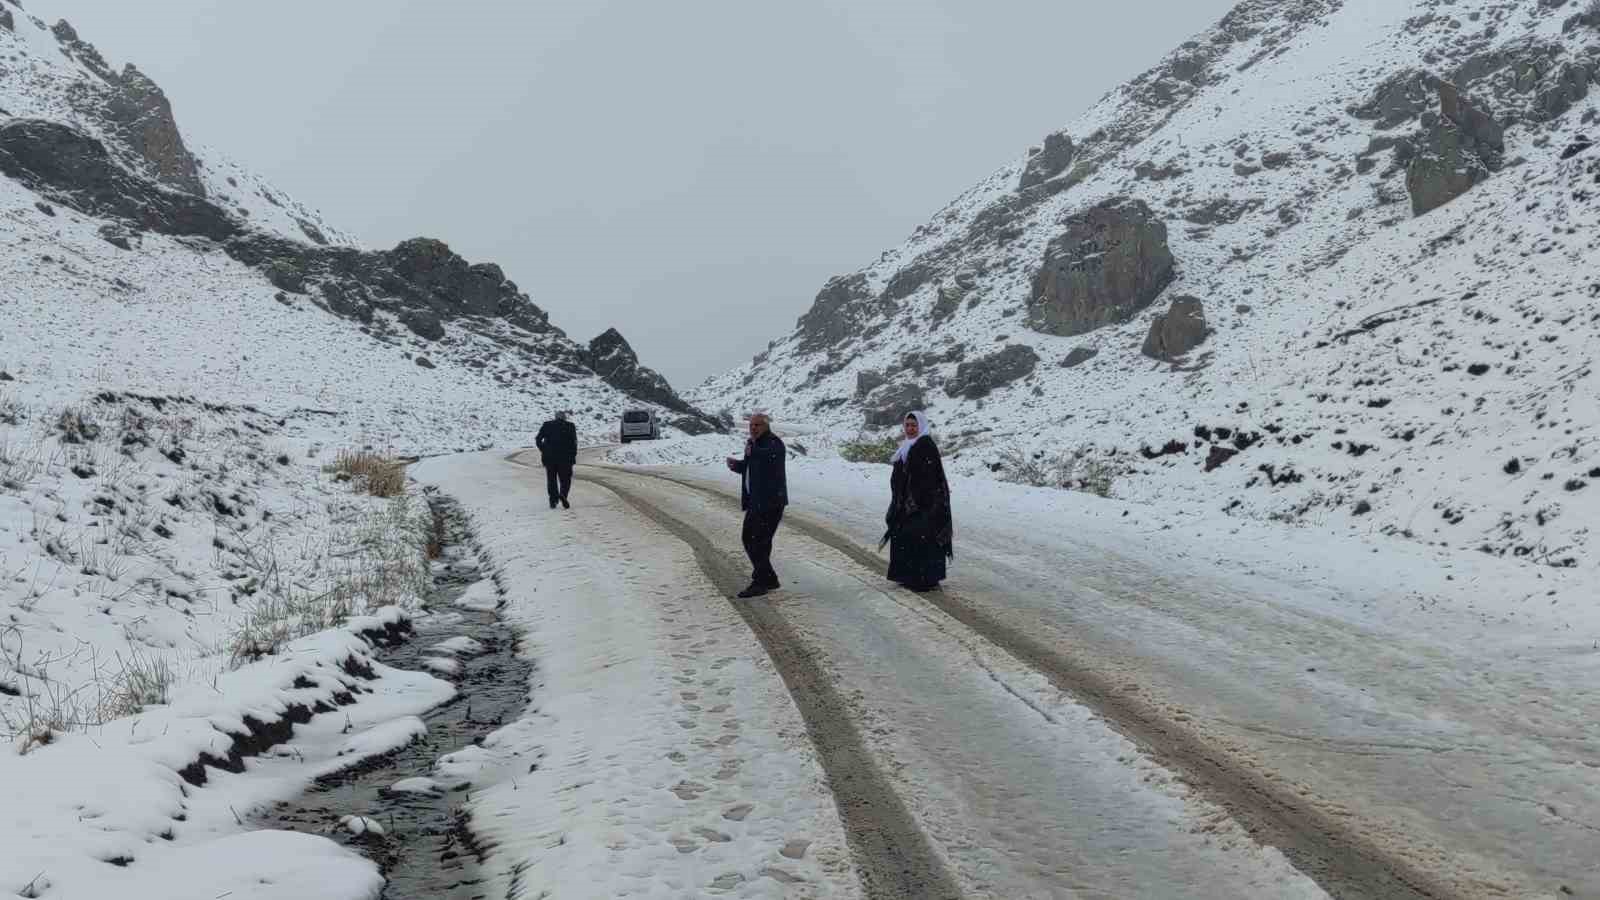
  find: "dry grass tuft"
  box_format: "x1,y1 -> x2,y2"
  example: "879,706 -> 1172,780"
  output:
329,450 -> 406,497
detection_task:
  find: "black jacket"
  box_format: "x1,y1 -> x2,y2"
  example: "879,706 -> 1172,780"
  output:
887,437 -> 953,556
731,432 -> 787,513
535,418 -> 578,466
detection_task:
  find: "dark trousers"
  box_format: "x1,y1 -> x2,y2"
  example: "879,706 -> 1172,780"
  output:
741,508 -> 784,586
545,463 -> 573,504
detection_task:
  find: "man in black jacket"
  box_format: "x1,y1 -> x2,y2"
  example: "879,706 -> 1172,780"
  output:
725,412 -> 787,598
535,411 -> 578,509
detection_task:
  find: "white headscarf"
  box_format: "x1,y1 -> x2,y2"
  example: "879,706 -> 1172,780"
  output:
890,411 -> 930,465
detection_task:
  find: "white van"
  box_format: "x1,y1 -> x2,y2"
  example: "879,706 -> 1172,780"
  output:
619,409 -> 660,443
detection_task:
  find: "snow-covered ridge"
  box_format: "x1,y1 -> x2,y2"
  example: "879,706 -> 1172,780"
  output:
693,0 -> 1600,569
1,1 -> 719,441
0,0 -> 355,246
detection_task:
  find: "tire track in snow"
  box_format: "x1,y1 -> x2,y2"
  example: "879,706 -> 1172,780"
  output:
572,463 -> 965,900
581,461 -> 1453,900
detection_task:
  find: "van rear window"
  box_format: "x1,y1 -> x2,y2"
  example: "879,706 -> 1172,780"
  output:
623,411 -> 651,423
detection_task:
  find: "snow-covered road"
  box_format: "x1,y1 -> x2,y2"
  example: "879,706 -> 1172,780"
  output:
580,456 -> 1600,900
580,463 -> 1323,900
410,450 -> 1598,899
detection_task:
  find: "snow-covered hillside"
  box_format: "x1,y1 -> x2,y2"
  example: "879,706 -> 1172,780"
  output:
693,0 -> 1600,569
0,1 -> 717,447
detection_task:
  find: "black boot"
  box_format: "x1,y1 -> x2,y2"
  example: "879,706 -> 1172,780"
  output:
560,496 -> 571,509
736,583 -> 769,599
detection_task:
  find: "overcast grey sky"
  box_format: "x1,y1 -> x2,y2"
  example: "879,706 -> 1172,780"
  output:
52,0 -> 1236,388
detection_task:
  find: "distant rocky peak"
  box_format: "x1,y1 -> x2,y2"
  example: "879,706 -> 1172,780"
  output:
586,329 -> 720,433
47,17 -> 205,196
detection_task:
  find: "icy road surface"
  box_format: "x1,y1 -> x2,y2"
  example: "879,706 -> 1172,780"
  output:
581,452 -> 1600,900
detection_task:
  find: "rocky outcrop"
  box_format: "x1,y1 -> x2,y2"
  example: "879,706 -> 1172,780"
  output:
795,274 -> 888,353
0,7 -> 14,32
585,329 -> 721,431
0,119 -> 235,239
945,345 -> 1039,400
1140,296 -> 1209,360
0,117 -> 584,356
50,20 -> 205,195
1060,346 -> 1099,368
863,383 -> 926,428
1018,132 -> 1076,191
855,370 -> 887,398
1026,199 -> 1175,337
104,65 -> 206,196
1406,82 -> 1504,216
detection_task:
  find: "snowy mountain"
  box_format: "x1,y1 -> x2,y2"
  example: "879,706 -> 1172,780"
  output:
692,0 -> 1600,569
0,2 -> 716,448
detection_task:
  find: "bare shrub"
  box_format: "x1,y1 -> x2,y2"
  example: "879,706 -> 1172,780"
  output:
0,389 -> 24,425
0,629 -> 175,751
997,444 -> 1120,498
839,432 -> 899,464
0,432 -> 45,492
328,450 -> 406,497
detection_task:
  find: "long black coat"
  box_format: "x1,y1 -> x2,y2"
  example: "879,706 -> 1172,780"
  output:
535,418 -> 578,466
731,432 -> 787,513
886,437 -> 952,585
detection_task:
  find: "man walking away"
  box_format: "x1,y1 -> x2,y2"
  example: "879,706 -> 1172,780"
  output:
535,410 -> 578,509
725,412 -> 787,598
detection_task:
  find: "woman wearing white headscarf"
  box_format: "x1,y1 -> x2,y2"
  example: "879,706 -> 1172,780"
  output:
884,410 -> 953,591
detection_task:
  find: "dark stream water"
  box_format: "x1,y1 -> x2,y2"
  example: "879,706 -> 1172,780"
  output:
254,503 -> 530,899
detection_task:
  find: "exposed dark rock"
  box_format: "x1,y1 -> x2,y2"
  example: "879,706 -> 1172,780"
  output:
1534,62 -> 1591,122
50,20 -> 204,195
97,223 -> 134,250
882,260 -> 936,302
0,119 -> 236,240
400,308 -> 444,341
266,259 -> 308,294
855,370 -> 886,398
1404,79 -> 1507,216
795,274 -> 884,353
1184,198 -> 1263,226
0,8 -> 12,31
1350,70 -> 1435,129
1134,160 -> 1187,181
1261,151 -> 1293,170
1059,346 -> 1099,368
1141,296 -> 1210,361
1204,445 -> 1238,472
586,328 -> 720,430
296,219 -> 329,245
33,201 -> 54,216
1019,131 -> 1076,190
105,64 -> 206,195
931,283 -> 965,323
1407,121 -> 1494,216
414,356 -> 435,369
1437,81 -> 1504,153
945,345 -> 1039,400
863,383 -> 926,427
1026,198 -> 1175,337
